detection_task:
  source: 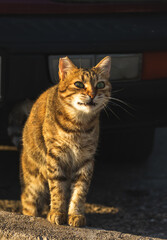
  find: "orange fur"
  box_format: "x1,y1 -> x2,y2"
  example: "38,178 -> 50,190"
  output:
20,56 -> 111,227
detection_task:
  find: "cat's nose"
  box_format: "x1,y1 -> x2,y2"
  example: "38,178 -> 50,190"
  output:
87,92 -> 96,99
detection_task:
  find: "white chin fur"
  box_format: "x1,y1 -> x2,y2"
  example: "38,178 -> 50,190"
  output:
72,95 -> 105,114
73,101 -> 93,113
72,96 -> 94,113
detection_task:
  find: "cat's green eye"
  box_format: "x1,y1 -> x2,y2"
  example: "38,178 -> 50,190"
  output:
96,81 -> 105,89
74,81 -> 85,89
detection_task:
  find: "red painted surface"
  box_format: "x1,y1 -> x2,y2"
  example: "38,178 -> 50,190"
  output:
0,1 -> 167,14
142,52 -> 167,80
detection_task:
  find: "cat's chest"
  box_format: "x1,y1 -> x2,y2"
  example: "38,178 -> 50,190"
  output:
62,131 -> 98,163
44,117 -> 99,164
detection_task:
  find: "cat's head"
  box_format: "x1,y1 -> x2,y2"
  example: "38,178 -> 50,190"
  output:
58,56 -> 111,115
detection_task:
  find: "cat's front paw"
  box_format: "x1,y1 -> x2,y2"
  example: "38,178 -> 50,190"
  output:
68,214 -> 86,227
47,211 -> 66,225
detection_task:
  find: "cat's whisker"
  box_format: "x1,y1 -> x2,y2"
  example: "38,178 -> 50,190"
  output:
108,97 -> 135,110
105,105 -> 120,120
110,101 -> 134,118
102,103 -> 110,118
104,108 -> 109,118
111,89 -> 124,95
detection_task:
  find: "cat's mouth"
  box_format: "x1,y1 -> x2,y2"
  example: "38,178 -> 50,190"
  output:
77,101 -> 96,107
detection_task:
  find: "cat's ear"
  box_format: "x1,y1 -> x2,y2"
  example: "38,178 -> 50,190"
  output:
94,56 -> 111,79
59,56 -> 77,81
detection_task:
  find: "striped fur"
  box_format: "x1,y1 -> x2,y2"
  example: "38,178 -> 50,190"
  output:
20,56 -> 111,227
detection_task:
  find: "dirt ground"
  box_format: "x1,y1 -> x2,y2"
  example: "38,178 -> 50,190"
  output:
0,147 -> 167,239
0,190 -> 167,239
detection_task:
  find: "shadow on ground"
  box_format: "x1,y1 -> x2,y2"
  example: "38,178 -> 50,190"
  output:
0,147 -> 167,239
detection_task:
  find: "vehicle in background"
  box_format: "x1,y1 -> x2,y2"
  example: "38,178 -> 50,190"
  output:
1,0 -> 167,162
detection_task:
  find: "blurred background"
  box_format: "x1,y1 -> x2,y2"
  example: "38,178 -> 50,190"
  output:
0,0 -> 167,238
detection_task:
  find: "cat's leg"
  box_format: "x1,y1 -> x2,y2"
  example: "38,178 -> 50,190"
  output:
20,152 -> 46,217
21,181 -> 44,216
46,153 -> 69,225
68,159 -> 94,227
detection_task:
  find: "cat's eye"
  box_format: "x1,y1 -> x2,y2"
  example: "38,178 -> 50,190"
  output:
74,81 -> 85,89
96,81 -> 105,89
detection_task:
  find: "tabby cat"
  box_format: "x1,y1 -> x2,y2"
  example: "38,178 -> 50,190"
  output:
20,56 -> 111,227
